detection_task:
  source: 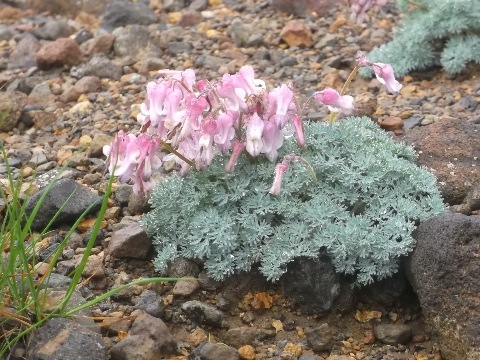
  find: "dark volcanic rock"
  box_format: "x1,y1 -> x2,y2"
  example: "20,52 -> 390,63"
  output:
405,213 -> 480,360
25,178 -> 102,231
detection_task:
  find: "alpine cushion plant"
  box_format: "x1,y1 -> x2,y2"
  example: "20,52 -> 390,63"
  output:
104,53 -> 445,285
357,0 -> 480,77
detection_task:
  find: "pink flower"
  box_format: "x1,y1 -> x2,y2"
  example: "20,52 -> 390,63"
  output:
245,113 -> 265,157
269,161 -> 289,196
356,51 -> 402,94
214,112 -> 237,152
313,88 -> 355,115
266,84 -> 296,128
225,140 -> 246,173
292,115 -> 305,148
132,134 -> 162,195
350,0 -> 387,23
103,131 -> 139,182
104,132 -> 162,195
262,121 -> 284,162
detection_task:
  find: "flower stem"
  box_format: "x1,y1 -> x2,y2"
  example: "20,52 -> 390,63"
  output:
160,141 -> 195,167
328,65 -> 360,124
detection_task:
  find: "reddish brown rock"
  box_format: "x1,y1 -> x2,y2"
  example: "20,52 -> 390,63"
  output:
270,0 -> 343,16
0,91 -> 28,132
379,116 -> 403,131
401,117 -> 480,205
280,20 -> 313,48
36,38 -> 84,69
81,34 -> 115,56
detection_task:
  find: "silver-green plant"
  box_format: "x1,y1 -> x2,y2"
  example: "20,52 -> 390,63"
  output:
142,117 -> 445,285
361,0 -> 480,77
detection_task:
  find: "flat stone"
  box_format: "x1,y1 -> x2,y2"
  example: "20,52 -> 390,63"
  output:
190,342 -> 240,360
280,19 -> 313,47
305,323 -> 335,352
373,324 -> 413,345
107,222 -> 151,259
181,300 -> 225,328
25,178 -> 102,231
26,318 -> 107,360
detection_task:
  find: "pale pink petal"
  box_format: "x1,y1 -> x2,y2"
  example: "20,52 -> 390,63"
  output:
245,113 -> 265,157
225,140 -> 246,173
269,162 -> 289,195
313,88 -> 355,115
372,63 -> 402,94
292,115 -> 305,148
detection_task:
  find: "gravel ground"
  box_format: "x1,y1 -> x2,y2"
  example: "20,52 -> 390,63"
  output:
0,0 -> 479,359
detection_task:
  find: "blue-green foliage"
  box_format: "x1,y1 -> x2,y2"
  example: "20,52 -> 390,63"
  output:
142,117 -> 445,285
361,0 -> 480,77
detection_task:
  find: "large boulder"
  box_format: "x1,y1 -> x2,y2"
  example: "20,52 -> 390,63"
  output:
405,213 -> 480,360
401,118 -> 480,205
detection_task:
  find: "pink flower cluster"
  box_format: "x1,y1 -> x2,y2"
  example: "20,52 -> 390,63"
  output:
104,54 -> 401,196
105,66 -> 305,194
350,0 -> 388,23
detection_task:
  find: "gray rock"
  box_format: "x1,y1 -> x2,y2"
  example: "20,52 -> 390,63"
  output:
181,300 -> 225,328
222,327 -> 276,348
25,178 -> 102,231
270,0 -> 338,16
110,311 -> 177,360
37,273 -> 72,289
114,183 -> 132,206
30,19 -> 73,40
189,0 -> 209,11
373,324 -> 413,345
59,76 -> 101,103
101,2 -> 158,32
299,355 -> 325,360
305,323 -> 335,352
281,256 -> 341,314
83,54 -> 123,80
113,25 -> 159,60
0,91 -> 28,131
168,41 -> 193,56
163,0 -> 186,12
108,222 -> 151,259
405,213 -> 480,360
228,19 -> 250,47
8,33 -> 40,69
197,270 -> 223,291
126,191 -> 151,215
26,318 -> 107,360
134,290 -> 164,318
190,342 -> 239,360
168,257 -> 201,278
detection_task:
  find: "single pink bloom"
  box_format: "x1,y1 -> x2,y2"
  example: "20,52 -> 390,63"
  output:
245,113 -> 265,157
292,115 -> 305,148
214,112 -> 236,152
313,88 -> 355,115
196,133 -> 214,171
266,84 -> 295,128
103,131 -> 139,181
131,134 -> 162,195
371,63 -> 402,94
262,121 -> 284,162
216,80 -> 248,113
269,161 -> 289,196
225,140 -> 246,173
356,51 -> 402,94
